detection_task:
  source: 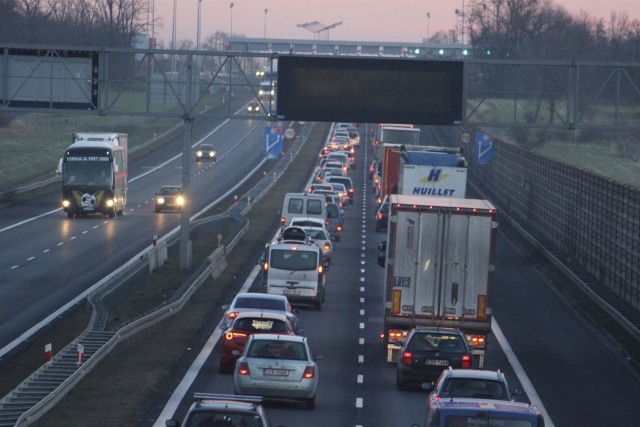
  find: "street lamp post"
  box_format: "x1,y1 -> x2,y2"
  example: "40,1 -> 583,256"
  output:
229,2 -> 234,37
426,12 -> 430,40
264,8 -> 268,39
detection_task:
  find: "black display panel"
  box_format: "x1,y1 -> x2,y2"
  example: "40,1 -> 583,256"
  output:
276,55 -> 463,125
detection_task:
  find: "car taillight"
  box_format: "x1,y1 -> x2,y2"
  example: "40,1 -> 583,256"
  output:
303,366 -> 315,379
323,242 -> 330,250
237,361 -> 250,375
280,217 -> 285,224
377,213 -> 382,220
401,351 -> 412,365
262,262 -> 269,271
228,311 -> 239,320
462,355 -> 471,368
337,225 -> 342,231
318,265 -> 323,274
348,188 -> 354,194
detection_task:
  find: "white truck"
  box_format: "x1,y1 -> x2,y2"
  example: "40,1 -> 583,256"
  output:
377,195 -> 497,367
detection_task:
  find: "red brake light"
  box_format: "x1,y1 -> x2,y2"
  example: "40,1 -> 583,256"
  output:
323,242 -> 330,250
228,311 -> 239,319
280,217 -> 285,224
237,361 -> 250,375
337,225 -> 342,231
377,213 -> 382,220
462,355 -> 471,368
263,262 -> 269,271
401,351 -> 412,365
318,265 -> 324,274
303,366 -> 315,378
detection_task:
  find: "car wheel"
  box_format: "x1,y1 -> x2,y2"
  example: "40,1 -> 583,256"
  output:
314,299 -> 322,310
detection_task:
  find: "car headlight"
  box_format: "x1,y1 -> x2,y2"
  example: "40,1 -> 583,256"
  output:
156,197 -> 165,204
106,199 -> 114,208
209,151 -> 216,158
196,150 -> 203,157
62,200 -> 71,208
177,196 -> 185,206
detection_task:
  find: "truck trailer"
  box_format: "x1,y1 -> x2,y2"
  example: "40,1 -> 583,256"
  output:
378,195 -> 497,367
379,144 -> 467,202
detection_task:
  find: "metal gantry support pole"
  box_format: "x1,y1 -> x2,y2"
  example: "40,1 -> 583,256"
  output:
179,55 -> 195,270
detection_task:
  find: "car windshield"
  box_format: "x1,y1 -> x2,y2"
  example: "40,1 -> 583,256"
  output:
160,187 -> 181,195
234,296 -> 285,311
248,340 -> 307,360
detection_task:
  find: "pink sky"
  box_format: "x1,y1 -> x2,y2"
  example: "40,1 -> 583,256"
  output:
149,0 -> 640,46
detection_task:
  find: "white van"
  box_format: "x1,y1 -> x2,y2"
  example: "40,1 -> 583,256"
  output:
262,227 -> 326,310
280,192 -> 326,227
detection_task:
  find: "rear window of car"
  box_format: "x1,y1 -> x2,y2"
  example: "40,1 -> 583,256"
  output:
248,340 -> 307,360
234,296 -> 285,311
306,199 -> 323,215
233,318 -> 289,333
187,412 -> 262,427
287,198 -> 304,214
270,248 -> 318,270
327,204 -> 340,218
408,333 -> 466,353
441,378 -> 508,399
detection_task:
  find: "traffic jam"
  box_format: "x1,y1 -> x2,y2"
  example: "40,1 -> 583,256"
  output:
167,123 -> 545,427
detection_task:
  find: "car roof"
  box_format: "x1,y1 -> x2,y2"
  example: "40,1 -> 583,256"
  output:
199,144 -> 214,148
248,333 -> 307,343
442,368 -> 506,381
160,185 -> 182,191
232,311 -> 289,321
233,293 -> 288,303
191,393 -> 263,412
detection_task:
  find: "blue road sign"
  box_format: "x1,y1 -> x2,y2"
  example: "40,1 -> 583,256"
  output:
264,126 -> 283,159
476,132 -> 495,165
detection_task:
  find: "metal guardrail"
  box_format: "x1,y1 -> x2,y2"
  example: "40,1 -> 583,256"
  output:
5,122 -> 315,427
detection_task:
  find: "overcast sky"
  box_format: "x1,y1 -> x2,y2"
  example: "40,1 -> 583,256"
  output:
148,0 -> 640,46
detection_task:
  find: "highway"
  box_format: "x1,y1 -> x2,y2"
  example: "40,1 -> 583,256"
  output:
140,124 -> 640,427
0,109 -> 266,356
1,119 -> 639,427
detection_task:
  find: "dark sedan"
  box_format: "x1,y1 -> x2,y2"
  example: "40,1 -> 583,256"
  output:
396,328 -> 472,390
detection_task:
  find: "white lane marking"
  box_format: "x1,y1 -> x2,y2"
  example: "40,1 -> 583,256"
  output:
492,318 -> 555,427
357,374 -> 363,383
358,355 -> 364,363
151,265 -> 261,427
27,257 -> 36,261
359,337 -> 365,345
10,265 -> 19,269
356,397 -> 364,408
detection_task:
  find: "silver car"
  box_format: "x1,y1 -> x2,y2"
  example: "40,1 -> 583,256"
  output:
234,334 -> 322,409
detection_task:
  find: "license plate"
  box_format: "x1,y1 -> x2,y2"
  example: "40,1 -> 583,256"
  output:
426,359 -> 449,366
264,368 -> 289,376
283,288 -> 301,296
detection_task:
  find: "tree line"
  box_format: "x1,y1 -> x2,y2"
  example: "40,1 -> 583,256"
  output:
429,0 -> 640,61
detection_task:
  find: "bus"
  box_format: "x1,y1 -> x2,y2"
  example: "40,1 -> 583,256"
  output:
58,132 -> 128,219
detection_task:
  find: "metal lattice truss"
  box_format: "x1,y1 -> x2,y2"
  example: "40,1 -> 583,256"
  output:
1,43 -> 640,130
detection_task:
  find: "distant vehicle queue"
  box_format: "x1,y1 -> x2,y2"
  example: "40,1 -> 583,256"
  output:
168,122 -> 543,427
